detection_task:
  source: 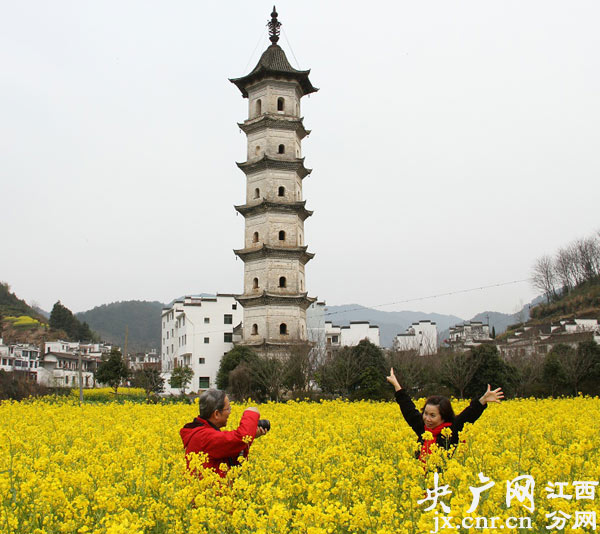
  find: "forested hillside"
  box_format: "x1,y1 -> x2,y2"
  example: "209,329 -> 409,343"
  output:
77,301 -> 164,352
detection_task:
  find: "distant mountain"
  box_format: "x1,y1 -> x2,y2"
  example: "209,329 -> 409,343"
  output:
323,304 -> 464,348
76,301 -> 164,352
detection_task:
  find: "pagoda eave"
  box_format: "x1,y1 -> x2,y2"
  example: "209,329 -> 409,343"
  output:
238,115 -> 310,139
233,245 -> 314,264
234,200 -> 313,221
236,291 -> 316,310
236,155 -> 312,179
229,72 -> 318,99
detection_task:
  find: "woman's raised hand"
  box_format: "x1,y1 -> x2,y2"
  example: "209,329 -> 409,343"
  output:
479,384 -> 504,405
386,368 -> 402,391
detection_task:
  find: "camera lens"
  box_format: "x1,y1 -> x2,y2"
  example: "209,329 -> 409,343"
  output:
257,419 -> 271,432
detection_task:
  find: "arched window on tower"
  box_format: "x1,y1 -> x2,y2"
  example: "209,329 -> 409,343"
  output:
252,232 -> 259,243
252,324 -> 258,335
278,230 -> 285,241
254,188 -> 260,199
279,276 -> 286,288
253,277 -> 259,290
278,144 -> 285,154
278,186 -> 285,197
280,323 -> 288,335
256,99 -> 262,116
255,145 -> 260,156
277,97 -> 284,112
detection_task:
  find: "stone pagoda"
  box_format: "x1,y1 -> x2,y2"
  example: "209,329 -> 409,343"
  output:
230,7 -> 317,355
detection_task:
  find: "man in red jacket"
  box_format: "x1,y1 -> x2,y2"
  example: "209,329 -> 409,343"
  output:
180,388 -> 265,478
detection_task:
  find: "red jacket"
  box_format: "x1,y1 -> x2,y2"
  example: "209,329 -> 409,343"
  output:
180,409 -> 259,478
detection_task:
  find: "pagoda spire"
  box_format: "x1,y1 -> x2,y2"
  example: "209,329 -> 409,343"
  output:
268,6 -> 281,44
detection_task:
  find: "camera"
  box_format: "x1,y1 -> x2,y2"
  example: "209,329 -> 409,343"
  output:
257,419 -> 271,432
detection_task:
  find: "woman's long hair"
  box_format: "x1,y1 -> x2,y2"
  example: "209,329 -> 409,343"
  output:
421,395 -> 455,424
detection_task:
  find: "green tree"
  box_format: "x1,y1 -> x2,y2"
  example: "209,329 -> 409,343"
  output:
217,346 -> 258,390
543,349 -> 568,397
464,345 -> 513,398
131,367 -> 164,400
169,365 -> 194,395
49,301 -> 96,341
96,348 -> 129,395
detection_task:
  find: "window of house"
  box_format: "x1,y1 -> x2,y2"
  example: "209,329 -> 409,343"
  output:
232,304 -> 237,310
224,314 -> 233,324
279,230 -> 285,241
332,335 -> 339,343
280,323 -> 288,335
204,317 -> 210,324
224,333 -> 233,343
278,144 -> 285,154
199,358 -> 205,364
277,97 -> 284,111
204,337 -> 209,344
278,186 -> 285,196
199,377 -> 210,389
252,324 -> 258,335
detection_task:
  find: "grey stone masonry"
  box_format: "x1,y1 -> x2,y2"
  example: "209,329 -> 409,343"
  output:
230,30 -> 318,355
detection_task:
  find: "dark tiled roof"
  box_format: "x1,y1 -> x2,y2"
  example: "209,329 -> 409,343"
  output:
230,44 -> 318,98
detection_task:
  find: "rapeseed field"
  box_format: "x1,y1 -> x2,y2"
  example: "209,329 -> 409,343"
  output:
1,397 -> 598,533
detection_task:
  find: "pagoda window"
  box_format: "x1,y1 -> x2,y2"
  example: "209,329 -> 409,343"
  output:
278,230 -> 285,241
278,186 -> 285,197
252,232 -> 259,243
256,99 -> 262,116
252,324 -> 258,335
279,276 -> 286,288
277,97 -> 285,112
254,188 -> 260,199
255,145 -> 261,156
280,323 -> 288,335
278,144 -> 285,154
300,279 -> 303,290
253,277 -> 259,289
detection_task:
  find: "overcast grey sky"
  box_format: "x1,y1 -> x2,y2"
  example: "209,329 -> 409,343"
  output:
2,1 -> 599,319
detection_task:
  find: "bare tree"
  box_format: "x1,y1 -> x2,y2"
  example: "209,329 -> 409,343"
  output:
440,351 -> 479,398
317,346 -> 362,396
387,349 -> 427,391
575,236 -> 600,282
555,246 -> 578,291
504,351 -> 544,397
532,255 -> 558,302
248,355 -> 286,401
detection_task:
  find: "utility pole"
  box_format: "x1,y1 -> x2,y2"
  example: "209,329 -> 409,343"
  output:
77,349 -> 83,404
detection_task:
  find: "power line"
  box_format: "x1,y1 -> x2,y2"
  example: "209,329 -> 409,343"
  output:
242,27 -> 267,74
323,278 -> 532,318
282,28 -> 301,69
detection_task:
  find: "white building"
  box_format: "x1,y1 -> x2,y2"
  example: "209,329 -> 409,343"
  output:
394,320 -> 438,356
37,352 -> 95,388
324,321 -> 380,352
161,294 -> 242,392
0,342 -> 40,378
448,321 -> 491,349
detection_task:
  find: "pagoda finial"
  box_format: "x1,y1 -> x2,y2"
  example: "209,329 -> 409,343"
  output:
268,6 -> 281,44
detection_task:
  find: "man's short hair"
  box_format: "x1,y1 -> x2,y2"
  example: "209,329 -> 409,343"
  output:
199,389 -> 227,419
